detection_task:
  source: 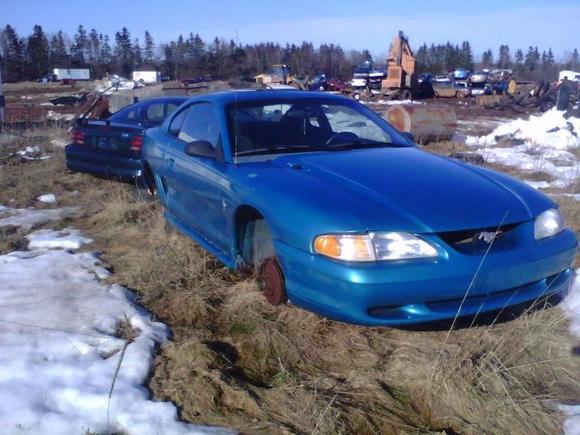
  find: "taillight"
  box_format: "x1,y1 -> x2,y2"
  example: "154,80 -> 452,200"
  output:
71,129 -> 85,145
130,135 -> 144,152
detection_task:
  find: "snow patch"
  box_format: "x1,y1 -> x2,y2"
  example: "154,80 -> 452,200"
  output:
464,110 -> 579,189
480,145 -> 579,188
50,138 -> 69,148
466,108 -> 580,150
46,111 -> 76,121
36,193 -> 56,204
524,180 -> 551,189
372,99 -> 424,105
26,228 -> 92,250
0,233 -> 230,435
0,205 -> 79,230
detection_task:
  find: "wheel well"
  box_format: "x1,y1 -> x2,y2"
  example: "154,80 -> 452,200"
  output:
234,205 -> 264,265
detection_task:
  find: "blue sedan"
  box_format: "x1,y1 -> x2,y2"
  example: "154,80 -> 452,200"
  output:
66,97 -> 188,183
142,90 -> 577,326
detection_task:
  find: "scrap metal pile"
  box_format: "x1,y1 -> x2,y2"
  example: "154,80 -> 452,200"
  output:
476,79 -> 580,115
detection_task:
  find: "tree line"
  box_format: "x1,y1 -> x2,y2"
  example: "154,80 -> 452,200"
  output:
1,24 -> 579,83
0,24 -> 368,82
416,42 -> 579,81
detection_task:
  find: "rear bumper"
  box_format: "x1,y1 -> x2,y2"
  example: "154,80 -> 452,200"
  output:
275,225 -> 577,326
65,144 -> 144,181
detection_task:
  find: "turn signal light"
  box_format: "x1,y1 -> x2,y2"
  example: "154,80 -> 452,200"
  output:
314,234 -> 375,261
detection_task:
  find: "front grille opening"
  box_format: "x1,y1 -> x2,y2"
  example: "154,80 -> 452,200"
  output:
438,222 -> 521,250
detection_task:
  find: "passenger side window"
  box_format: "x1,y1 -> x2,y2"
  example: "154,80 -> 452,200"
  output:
177,103 -> 220,148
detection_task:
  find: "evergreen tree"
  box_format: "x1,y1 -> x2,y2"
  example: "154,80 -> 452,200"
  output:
144,31 -> 155,64
497,44 -> 511,69
460,41 -> 473,70
164,44 -> 175,79
0,25 -> 25,82
71,25 -> 88,66
88,28 -> 100,63
481,49 -> 493,69
568,49 -> 579,70
27,25 -> 49,79
114,27 -> 133,75
101,34 -> 112,66
49,31 -> 68,68
524,46 -> 540,74
133,38 -> 142,67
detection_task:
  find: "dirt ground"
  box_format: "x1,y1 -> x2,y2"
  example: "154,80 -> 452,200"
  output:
0,90 -> 579,434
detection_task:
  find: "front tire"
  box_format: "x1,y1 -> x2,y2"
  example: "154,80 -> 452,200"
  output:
258,258 -> 287,306
245,219 -> 287,305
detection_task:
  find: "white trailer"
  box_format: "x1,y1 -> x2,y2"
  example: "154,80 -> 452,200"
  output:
132,71 -> 159,84
52,68 -> 91,81
559,70 -> 580,82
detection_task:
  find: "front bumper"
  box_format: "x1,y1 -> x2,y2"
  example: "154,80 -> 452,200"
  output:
65,144 -> 144,182
275,223 -> 577,326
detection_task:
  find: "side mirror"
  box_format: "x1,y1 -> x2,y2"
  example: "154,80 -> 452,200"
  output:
184,140 -> 216,158
401,131 -> 415,143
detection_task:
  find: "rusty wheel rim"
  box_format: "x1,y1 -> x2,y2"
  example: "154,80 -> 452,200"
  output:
258,258 -> 286,306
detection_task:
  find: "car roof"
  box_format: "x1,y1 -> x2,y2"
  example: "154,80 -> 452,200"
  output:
184,89 -> 352,106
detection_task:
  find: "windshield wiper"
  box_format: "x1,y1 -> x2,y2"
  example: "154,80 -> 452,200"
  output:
235,145 -> 310,157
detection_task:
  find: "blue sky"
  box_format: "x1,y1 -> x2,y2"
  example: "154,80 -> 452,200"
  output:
2,0 -> 579,59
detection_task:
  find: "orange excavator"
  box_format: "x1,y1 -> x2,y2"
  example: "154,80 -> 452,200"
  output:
381,31 -> 418,100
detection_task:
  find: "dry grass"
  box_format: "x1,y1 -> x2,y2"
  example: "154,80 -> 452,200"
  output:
74,184 -> 578,435
1,127 -> 578,434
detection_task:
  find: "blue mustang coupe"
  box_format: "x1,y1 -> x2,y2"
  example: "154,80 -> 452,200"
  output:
142,90 -> 577,326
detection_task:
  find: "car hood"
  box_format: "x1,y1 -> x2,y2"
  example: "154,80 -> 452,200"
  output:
258,147 -> 554,234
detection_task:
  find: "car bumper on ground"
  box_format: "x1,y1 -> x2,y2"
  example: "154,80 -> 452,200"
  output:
65,144 -> 144,182
275,223 -> 577,326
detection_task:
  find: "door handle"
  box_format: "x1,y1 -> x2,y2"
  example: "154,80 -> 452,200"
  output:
167,158 -> 175,168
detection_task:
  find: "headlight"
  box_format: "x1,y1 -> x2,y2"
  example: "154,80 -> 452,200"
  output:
313,232 -> 437,262
371,232 -> 438,260
534,208 -> 564,239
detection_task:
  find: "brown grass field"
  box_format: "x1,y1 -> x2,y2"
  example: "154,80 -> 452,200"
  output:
0,122 -> 578,434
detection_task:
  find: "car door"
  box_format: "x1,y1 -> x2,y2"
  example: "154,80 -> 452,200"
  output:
154,107 -> 188,213
165,102 -> 231,252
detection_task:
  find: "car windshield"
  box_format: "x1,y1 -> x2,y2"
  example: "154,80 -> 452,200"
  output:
226,98 -> 410,159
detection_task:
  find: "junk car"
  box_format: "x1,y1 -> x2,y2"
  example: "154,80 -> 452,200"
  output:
142,90 -> 576,326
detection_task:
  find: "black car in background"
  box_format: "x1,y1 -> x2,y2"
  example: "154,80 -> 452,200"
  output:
65,97 -> 188,183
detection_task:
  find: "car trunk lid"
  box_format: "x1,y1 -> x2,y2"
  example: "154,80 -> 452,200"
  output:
72,119 -> 145,155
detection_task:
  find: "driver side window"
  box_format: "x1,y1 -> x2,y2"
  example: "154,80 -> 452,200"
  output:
177,103 -> 220,148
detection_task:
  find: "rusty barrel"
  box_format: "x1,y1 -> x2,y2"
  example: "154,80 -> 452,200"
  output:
383,104 -> 457,143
